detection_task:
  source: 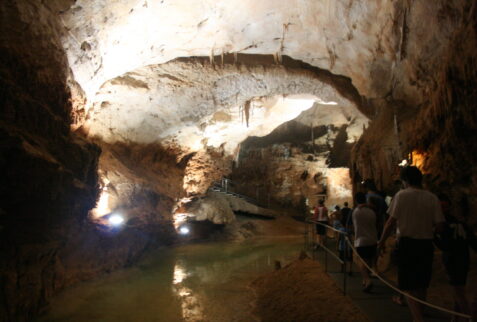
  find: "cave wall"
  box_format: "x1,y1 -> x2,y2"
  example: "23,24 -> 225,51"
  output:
352,3 -> 477,222
231,119 -> 355,211
0,2 -> 175,321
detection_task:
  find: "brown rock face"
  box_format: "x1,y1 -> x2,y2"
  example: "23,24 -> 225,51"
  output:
0,2 -> 171,321
352,3 -> 477,219
230,120 -> 354,210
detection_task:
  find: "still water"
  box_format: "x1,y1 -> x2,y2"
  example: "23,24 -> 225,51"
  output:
38,237 -> 303,322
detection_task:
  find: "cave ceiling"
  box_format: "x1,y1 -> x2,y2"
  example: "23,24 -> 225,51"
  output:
42,0 -> 466,196
59,0 -> 460,105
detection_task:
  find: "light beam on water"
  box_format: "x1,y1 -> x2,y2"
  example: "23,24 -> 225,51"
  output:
37,238 -> 302,322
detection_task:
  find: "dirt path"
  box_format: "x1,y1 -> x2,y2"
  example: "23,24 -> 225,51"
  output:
251,258 -> 370,322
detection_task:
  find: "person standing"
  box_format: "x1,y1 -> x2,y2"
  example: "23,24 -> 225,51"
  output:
363,179 -> 388,238
352,192 -> 378,292
340,201 -> 352,229
378,166 -> 445,322
330,205 -> 341,242
434,194 -> 477,321
330,205 -> 341,222
333,217 -> 352,273
313,199 -> 329,248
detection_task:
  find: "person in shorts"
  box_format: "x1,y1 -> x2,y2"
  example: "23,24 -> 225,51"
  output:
378,166 -> 445,322
313,199 -> 329,248
352,192 -> 377,292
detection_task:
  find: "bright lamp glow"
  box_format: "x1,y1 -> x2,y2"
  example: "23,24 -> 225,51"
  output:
398,159 -> 408,167
108,214 -> 124,226
179,226 -> 190,235
316,99 -> 338,105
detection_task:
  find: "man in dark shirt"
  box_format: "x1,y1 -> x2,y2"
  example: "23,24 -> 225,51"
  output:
340,201 -> 352,229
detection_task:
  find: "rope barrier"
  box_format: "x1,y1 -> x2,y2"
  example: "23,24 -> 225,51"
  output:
307,220 -> 472,320
343,237 -> 471,320
318,243 -> 344,265
308,220 -> 345,265
308,219 -> 348,235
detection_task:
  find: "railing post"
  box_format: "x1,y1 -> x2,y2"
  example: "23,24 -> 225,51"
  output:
312,221 -> 316,260
343,268 -> 347,295
324,243 -> 328,273
343,238 -> 347,296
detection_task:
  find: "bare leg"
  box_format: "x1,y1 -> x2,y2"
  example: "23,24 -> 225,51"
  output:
358,257 -> 372,288
372,253 -> 379,274
406,289 -> 425,322
472,291 -> 477,322
453,286 -> 470,322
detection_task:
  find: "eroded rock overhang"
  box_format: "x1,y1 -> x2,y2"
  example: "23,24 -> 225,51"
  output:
80,56 -> 368,153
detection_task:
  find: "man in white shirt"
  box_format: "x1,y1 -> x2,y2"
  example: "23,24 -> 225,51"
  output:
353,192 -> 377,292
378,166 -> 445,322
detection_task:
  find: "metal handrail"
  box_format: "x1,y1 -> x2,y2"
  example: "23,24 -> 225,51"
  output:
306,219 -> 350,295
210,179 -> 265,207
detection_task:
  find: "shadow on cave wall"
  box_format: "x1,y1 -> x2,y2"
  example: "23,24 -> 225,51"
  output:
241,120 -> 328,152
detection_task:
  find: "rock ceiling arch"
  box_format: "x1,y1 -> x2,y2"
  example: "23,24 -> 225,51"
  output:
82,55 -> 368,155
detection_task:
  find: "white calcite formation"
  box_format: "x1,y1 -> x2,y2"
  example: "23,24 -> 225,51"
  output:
84,60 -> 367,154
186,191 -> 275,225
60,0 -> 463,108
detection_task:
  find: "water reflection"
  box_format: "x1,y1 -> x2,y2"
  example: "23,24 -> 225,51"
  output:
38,238 -> 302,322
173,261 -> 204,321
173,263 -> 188,284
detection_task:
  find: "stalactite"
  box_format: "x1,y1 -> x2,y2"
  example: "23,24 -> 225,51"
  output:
209,48 -> 215,65
244,100 -> 251,127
